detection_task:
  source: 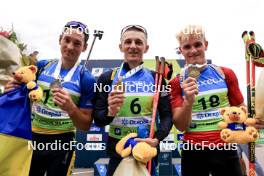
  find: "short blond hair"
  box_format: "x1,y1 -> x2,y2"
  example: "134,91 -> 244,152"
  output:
176,25 -> 206,44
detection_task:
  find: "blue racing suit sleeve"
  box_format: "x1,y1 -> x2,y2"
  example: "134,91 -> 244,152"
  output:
79,69 -> 96,109
93,70 -> 115,127
36,60 -> 49,70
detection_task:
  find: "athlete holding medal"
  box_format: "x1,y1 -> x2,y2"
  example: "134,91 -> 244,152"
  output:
93,25 -> 172,176
169,25 -> 245,176
4,21 -> 96,176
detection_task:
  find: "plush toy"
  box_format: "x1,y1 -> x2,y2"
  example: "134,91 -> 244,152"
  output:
218,106 -> 259,144
116,133 -> 157,164
13,65 -> 43,101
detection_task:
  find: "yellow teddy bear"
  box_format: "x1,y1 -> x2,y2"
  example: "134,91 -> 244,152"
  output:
13,65 -> 43,101
218,106 -> 259,144
116,133 -> 157,164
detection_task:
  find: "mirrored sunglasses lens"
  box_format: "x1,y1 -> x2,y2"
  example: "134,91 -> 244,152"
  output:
66,21 -> 87,31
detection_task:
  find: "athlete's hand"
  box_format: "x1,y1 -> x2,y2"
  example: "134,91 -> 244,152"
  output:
52,88 -> 76,113
254,117 -> 264,130
4,78 -> 21,93
182,77 -> 198,106
107,90 -> 125,117
134,138 -> 159,147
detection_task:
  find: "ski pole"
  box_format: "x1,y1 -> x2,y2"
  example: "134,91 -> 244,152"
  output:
149,56 -> 165,138
249,31 -> 256,176
148,56 -> 165,173
242,31 -> 256,176
81,30 -> 104,73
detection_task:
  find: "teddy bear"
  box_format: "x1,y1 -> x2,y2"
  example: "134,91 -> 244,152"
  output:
13,65 -> 43,101
218,106 -> 259,144
116,133 -> 157,164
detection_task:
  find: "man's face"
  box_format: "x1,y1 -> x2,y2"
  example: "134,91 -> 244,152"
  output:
179,36 -> 208,65
119,31 -> 149,65
59,28 -> 87,63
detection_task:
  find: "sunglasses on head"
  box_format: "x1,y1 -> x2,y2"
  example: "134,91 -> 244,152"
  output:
121,25 -> 148,39
64,21 -> 89,36
182,41 -> 203,50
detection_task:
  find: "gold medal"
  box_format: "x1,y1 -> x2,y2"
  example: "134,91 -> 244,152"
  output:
188,65 -> 200,79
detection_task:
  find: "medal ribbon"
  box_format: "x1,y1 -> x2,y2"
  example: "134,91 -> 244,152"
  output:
117,62 -> 144,80
53,59 -> 79,83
